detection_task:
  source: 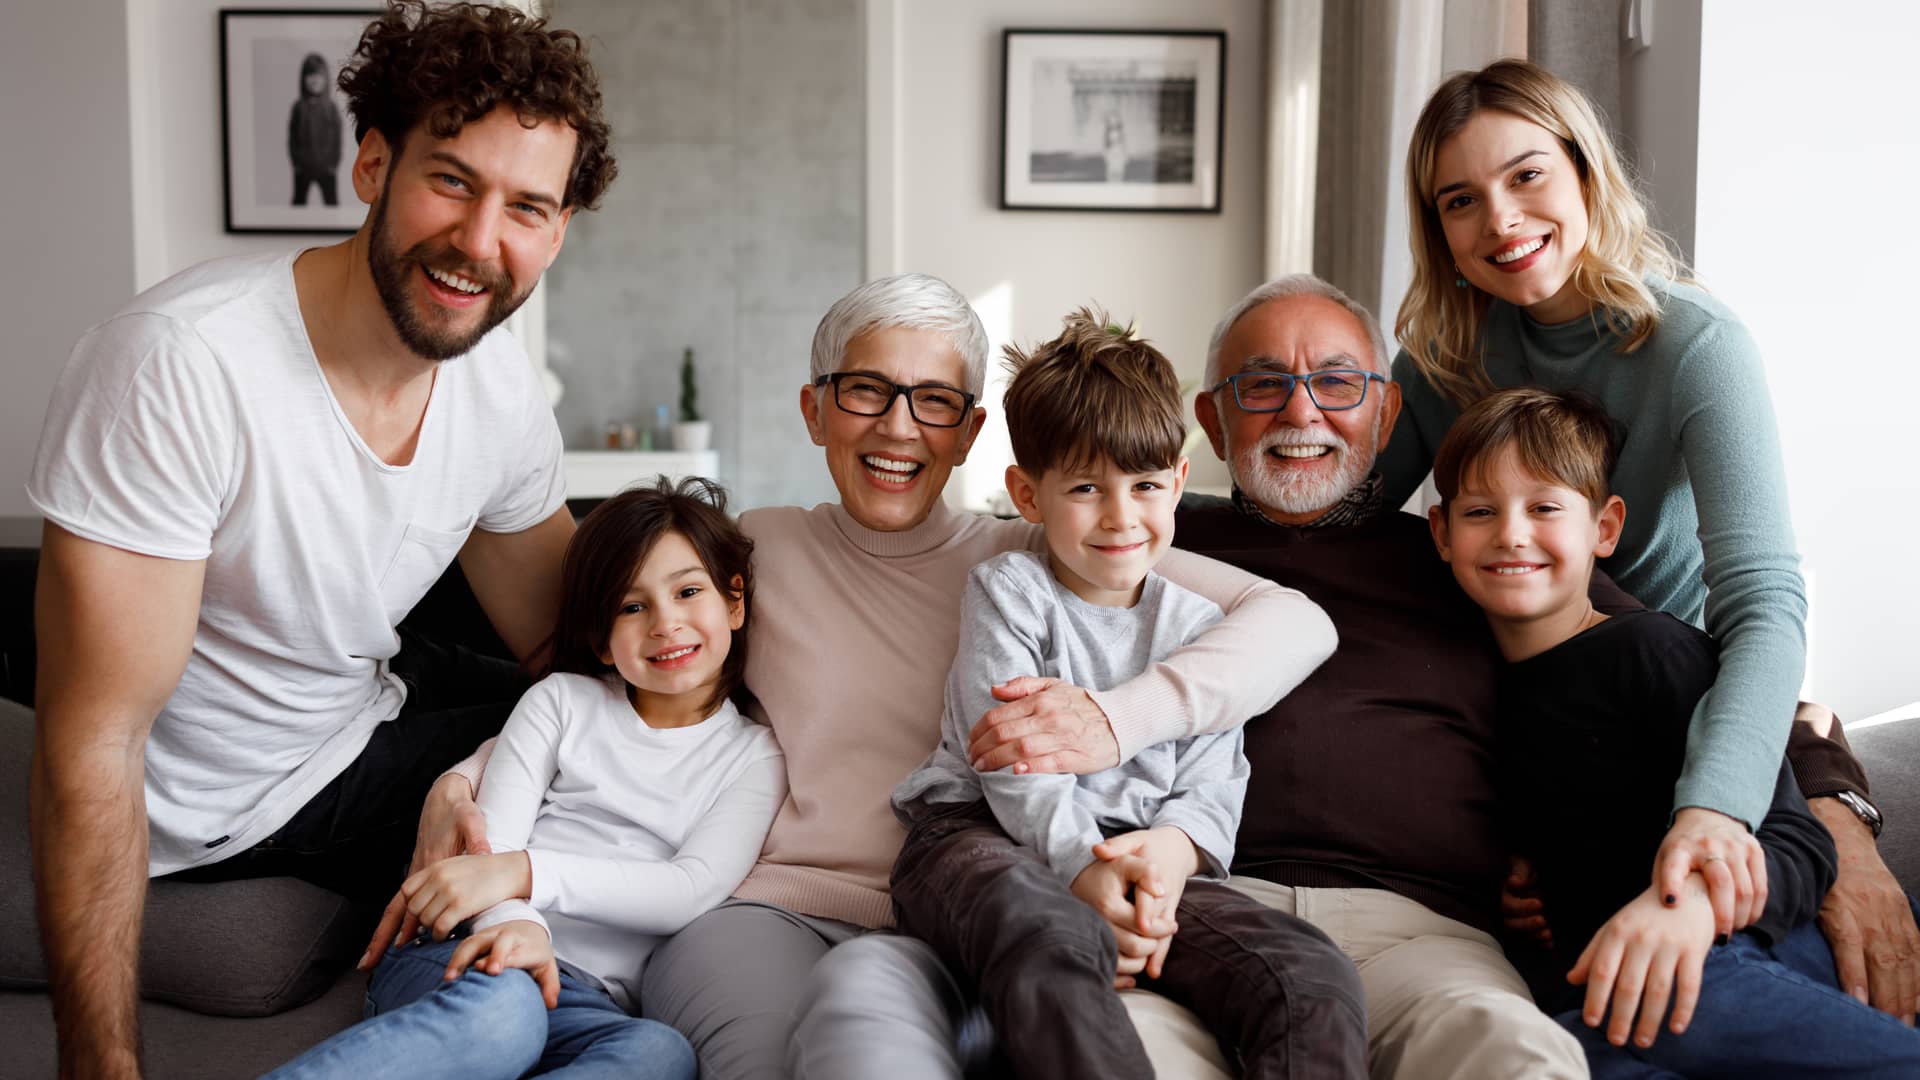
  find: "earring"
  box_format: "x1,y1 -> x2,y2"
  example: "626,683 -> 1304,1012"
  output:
1454,267 -> 1468,288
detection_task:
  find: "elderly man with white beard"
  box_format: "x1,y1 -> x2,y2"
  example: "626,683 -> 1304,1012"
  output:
1012,274 -> 1891,1080
1116,273 -> 1595,1078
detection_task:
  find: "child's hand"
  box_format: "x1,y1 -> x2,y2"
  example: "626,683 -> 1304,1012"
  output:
1094,828 -> 1201,981
400,851 -> 533,942
445,920 -> 560,1009
1502,855 -> 1553,948
1654,808 -> 1767,938
1070,852 -> 1167,990
360,776 -> 492,969
1567,875 -> 1715,1049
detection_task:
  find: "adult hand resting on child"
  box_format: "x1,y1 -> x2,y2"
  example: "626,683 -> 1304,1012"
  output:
1569,872 -> 1716,1051
1654,807 -> 1767,939
967,676 -> 1119,775
1796,701 -> 1920,1023
1810,797 -> 1920,1024
359,773 -> 496,969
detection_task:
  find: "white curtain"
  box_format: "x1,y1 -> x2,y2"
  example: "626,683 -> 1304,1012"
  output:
1264,0 -> 1525,323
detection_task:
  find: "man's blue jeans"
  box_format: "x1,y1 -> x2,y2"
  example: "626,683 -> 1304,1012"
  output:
1560,914 -> 1920,1078
264,937 -> 696,1079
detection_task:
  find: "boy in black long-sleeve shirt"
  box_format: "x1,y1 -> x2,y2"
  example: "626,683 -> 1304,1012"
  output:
1427,387 -> 1920,1077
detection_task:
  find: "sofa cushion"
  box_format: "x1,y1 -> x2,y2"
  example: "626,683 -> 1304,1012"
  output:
1846,715 -> 1920,891
0,698 -> 369,1017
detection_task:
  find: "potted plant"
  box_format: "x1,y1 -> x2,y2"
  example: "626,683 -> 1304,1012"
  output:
672,346 -> 712,452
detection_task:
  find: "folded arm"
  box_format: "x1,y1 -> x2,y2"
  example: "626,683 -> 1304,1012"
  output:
971,549 -> 1335,773
482,754 -> 787,936
375,686 -> 564,952
1093,547 -> 1336,760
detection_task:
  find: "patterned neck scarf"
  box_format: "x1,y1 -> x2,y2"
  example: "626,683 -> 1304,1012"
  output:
1232,472 -> 1386,529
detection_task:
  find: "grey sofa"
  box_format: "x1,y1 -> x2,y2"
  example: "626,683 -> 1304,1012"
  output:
0,546 -> 517,1079
6,696 -> 1920,1077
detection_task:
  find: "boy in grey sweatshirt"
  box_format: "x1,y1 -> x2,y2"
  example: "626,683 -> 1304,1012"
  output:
890,309 -> 1363,1080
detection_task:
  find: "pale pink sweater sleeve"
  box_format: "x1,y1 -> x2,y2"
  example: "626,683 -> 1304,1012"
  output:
1088,547 -> 1337,762
442,737 -> 495,788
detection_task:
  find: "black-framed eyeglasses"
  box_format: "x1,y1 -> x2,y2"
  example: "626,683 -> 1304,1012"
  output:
813,372 -> 977,428
1208,369 -> 1386,413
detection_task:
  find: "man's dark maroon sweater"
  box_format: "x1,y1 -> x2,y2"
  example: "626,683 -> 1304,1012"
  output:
1174,498 -> 1510,933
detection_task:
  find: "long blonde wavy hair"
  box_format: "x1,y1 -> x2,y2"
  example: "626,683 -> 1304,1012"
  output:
1395,59 -> 1685,409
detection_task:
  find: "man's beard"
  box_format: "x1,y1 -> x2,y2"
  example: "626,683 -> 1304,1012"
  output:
1231,410 -> 1382,519
367,188 -> 527,361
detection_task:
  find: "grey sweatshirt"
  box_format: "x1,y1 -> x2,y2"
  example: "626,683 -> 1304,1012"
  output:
892,550 -> 1243,885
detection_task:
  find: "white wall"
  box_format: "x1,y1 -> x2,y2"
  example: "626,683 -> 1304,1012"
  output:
124,1 -> 341,292
1694,1 -> 1920,720
870,0 -> 1270,505
0,0 -> 136,518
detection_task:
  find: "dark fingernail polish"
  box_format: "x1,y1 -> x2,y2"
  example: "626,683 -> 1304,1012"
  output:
1664,894 -> 1676,905
1714,933 -> 1729,946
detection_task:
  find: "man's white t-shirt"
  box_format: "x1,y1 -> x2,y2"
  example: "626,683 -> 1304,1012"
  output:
26,250 -> 566,875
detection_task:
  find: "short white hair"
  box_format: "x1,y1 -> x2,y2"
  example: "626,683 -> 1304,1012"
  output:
809,273 -> 990,398
1204,274 -> 1391,385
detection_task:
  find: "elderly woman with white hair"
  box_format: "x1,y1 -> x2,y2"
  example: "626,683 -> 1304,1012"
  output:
416,273 -> 1337,1078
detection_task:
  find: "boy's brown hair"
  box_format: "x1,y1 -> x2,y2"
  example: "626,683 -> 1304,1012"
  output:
1432,387 -> 1620,510
1001,307 -> 1186,477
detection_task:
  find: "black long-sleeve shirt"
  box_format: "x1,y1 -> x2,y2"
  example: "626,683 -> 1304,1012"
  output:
1176,499 -> 1643,934
1500,609 -> 1837,1008
1174,495 -> 1857,945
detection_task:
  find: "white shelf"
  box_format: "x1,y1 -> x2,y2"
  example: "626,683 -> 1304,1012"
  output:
564,450 -> 720,499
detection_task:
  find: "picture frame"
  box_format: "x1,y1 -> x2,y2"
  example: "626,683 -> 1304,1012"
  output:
219,8 -> 378,234
1000,29 -> 1226,213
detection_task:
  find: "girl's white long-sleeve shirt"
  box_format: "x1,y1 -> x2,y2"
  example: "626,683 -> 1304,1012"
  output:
469,672 -> 785,1009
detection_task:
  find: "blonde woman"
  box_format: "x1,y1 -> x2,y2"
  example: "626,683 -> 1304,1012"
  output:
1380,58 -> 1803,972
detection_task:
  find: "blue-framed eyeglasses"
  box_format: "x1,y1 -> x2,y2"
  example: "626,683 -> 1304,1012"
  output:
813,372 -> 977,428
1208,369 -> 1386,413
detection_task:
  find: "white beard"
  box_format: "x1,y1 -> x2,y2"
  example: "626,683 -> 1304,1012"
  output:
1231,409 -> 1382,518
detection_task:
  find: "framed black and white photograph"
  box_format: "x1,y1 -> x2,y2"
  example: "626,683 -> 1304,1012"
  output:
1000,29 -> 1225,213
220,8 -> 377,234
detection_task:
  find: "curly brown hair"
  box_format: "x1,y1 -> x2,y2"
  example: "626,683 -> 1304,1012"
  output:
339,1 -> 617,210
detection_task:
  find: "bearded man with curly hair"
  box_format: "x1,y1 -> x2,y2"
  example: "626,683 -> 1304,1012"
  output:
22,5 -> 616,1075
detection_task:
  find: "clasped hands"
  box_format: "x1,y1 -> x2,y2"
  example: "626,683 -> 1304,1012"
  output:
972,676 -> 1192,986
1071,827 -> 1201,990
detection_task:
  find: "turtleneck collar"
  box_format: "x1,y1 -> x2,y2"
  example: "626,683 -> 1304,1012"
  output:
825,498 -> 968,558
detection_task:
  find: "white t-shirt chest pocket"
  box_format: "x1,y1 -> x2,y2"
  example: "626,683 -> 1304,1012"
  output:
377,515 -> 477,625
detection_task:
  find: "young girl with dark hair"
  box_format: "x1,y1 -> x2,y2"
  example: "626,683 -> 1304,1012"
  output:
266,477 -> 783,1080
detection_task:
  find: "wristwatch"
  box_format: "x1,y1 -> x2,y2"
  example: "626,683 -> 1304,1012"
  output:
1831,790 -> 1885,839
